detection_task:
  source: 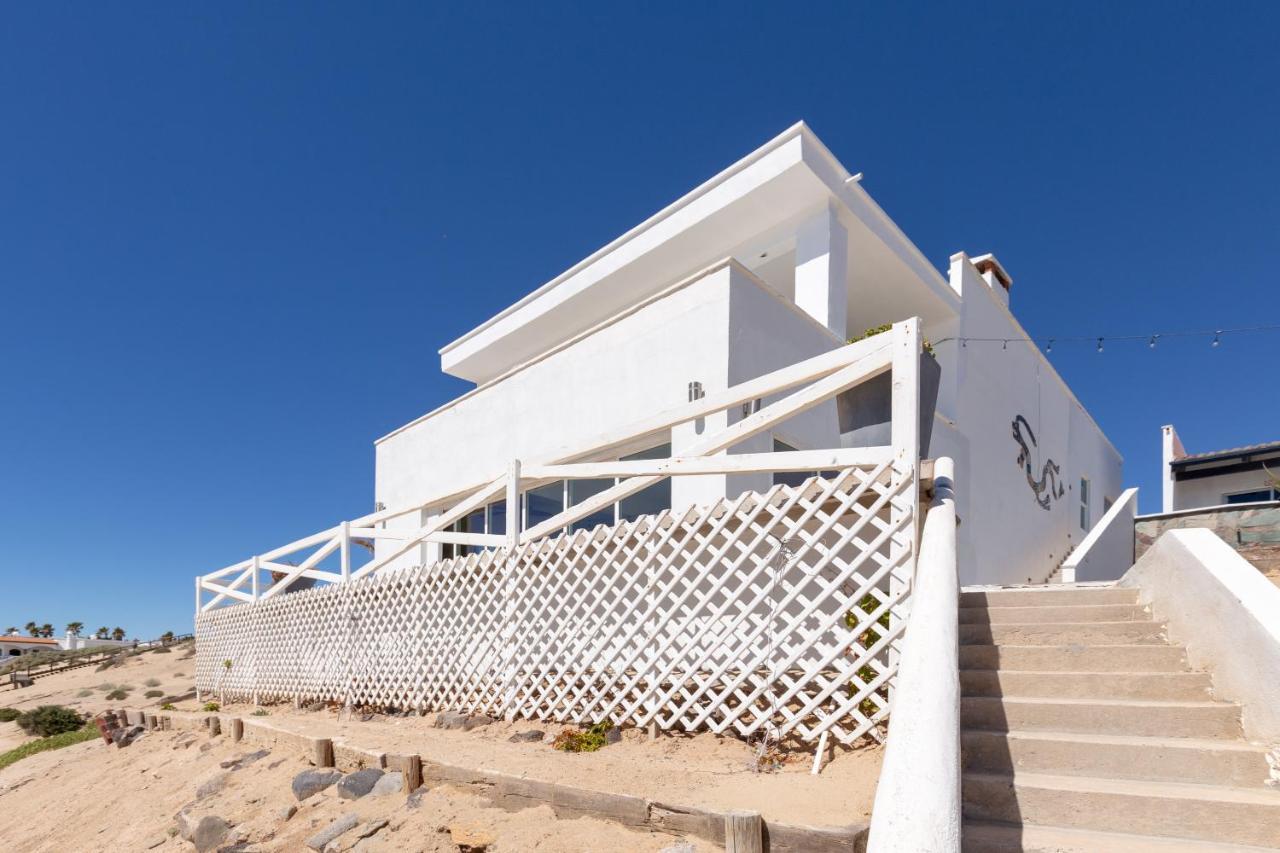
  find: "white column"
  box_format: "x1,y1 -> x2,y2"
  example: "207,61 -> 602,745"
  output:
794,205 -> 849,340
1161,424 -> 1185,512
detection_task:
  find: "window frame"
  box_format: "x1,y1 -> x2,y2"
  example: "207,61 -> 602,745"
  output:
1079,476 -> 1091,532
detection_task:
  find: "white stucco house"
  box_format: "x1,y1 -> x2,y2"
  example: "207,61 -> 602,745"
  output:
1161,424 -> 1280,512
373,122 -> 1121,586
196,122 -> 1280,850
0,635 -> 60,658
0,630 -> 133,657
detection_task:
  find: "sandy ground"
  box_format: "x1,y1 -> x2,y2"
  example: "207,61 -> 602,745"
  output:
198,706 -> 882,829
0,726 -> 712,852
0,644 -> 881,848
0,721 -> 35,753
0,643 -> 196,718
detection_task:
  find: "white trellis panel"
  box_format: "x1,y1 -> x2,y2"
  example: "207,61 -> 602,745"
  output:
196,461 -> 913,745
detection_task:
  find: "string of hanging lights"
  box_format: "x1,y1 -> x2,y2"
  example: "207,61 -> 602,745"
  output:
932,323 -> 1280,353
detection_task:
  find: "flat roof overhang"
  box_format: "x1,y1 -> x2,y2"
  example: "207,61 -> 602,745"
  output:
439,122 -> 957,384
1171,447 -> 1280,481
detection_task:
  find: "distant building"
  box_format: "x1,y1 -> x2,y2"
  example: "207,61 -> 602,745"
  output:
1,635 -> 59,658
1161,425 -> 1280,512
0,629 -> 134,657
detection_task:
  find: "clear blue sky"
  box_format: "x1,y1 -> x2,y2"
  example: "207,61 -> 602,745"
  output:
2,3 -> 1276,638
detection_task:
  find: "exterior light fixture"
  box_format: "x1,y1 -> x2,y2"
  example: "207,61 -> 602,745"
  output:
1212,331 -> 1221,347
1096,337 -> 1104,353
688,381 -> 704,402
1149,336 -> 1158,349
1046,339 -> 1053,352
1002,339 -> 1008,350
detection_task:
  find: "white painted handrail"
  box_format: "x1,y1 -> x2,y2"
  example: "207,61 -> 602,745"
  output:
867,456 -> 960,853
195,318 -> 925,612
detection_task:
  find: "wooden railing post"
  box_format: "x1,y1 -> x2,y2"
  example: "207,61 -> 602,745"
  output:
339,520 -> 351,582
887,318 -> 922,690
501,459 -> 521,720
507,459 -> 522,548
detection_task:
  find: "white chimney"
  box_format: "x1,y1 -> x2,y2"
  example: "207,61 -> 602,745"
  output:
970,253 -> 1012,307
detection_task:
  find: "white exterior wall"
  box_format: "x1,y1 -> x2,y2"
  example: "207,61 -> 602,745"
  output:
374,263 -> 739,566
1171,469 -> 1278,511
374,262 -> 850,558
374,252 -> 1122,586
943,254 -> 1123,585
723,266 -> 842,498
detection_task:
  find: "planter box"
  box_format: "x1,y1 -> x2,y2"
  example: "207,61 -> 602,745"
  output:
836,354 -> 941,456
269,573 -> 317,593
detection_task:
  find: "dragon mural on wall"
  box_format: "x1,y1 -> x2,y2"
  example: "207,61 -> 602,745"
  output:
1012,414 -> 1065,510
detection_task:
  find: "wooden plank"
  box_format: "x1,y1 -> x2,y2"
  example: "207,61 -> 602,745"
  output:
766,821 -> 866,853
524,447 -> 891,480
649,801 -> 724,843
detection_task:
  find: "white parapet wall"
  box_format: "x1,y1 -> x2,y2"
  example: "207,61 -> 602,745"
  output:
867,458 -> 960,853
1060,487 -> 1138,583
1120,527 -> 1280,741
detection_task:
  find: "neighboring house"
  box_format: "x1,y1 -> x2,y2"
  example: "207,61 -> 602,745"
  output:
59,633 -> 134,652
0,635 -> 59,658
374,122 -> 1121,585
1161,424 -> 1280,512
0,629 -> 133,657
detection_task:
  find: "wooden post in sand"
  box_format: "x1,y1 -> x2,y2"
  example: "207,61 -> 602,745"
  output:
208,716 -> 221,736
231,718 -> 244,742
724,810 -> 763,853
312,738 -> 335,768
402,755 -> 423,793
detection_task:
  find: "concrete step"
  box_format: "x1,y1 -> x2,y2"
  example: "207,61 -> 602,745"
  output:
961,644 -> 1188,673
963,729 -> 1274,788
962,696 -> 1242,739
961,669 -> 1214,701
963,819 -> 1280,852
962,771 -> 1280,848
961,586 -> 1139,608
960,621 -> 1167,646
960,604 -> 1150,624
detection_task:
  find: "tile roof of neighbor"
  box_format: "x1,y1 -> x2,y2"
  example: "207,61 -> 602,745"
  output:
1,636 -> 58,645
1173,440 -> 1280,466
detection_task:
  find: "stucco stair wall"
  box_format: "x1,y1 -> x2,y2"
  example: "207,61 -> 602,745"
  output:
959,584 -> 1280,851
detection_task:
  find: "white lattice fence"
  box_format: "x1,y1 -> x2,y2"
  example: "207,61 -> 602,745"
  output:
196,462 -> 912,745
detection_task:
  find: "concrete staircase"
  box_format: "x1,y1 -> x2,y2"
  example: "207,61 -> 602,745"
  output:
959,584 -> 1280,851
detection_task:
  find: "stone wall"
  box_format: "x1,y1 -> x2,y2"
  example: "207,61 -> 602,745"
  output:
1136,502 -> 1280,586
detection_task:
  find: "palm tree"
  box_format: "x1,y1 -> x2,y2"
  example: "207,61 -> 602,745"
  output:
66,622 -> 83,637
96,627 -> 110,639
111,627 -> 125,641
39,624 -> 54,638
5,626 -> 16,636
24,622 -> 38,637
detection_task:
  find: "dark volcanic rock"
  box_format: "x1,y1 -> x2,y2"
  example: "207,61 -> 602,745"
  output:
336,767 -> 384,800
192,815 -> 230,853
291,769 -> 343,801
